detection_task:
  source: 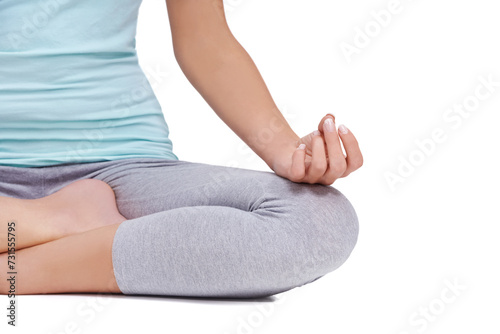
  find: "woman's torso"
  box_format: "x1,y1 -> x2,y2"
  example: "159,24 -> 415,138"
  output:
0,0 -> 178,167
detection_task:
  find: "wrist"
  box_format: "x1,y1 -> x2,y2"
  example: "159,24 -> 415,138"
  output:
252,129 -> 300,170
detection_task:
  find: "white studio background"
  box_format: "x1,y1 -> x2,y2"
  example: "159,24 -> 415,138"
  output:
3,0 -> 499,333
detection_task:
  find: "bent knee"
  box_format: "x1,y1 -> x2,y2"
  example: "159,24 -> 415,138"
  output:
286,186 -> 359,279
245,196 -> 359,298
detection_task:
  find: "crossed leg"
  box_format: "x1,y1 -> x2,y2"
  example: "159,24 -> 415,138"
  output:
0,179 -> 127,294
1,159 -> 359,298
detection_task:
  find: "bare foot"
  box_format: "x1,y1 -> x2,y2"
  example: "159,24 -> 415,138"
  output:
0,179 -> 127,253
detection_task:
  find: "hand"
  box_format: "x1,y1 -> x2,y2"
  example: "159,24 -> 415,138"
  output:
269,114 -> 363,185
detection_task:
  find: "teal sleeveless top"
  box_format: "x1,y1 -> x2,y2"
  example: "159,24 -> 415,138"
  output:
0,0 -> 179,167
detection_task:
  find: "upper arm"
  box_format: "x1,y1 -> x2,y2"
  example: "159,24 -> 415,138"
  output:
165,0 -> 232,55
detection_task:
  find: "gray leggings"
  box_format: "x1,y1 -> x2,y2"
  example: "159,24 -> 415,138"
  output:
0,158 -> 359,298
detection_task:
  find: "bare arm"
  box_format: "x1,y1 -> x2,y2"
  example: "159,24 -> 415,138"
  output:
165,0 -> 363,184
165,0 -> 299,168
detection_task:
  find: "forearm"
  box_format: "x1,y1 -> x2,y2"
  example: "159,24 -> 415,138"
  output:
173,28 -> 299,167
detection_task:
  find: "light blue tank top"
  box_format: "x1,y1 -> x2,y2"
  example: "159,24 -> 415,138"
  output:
0,0 -> 178,167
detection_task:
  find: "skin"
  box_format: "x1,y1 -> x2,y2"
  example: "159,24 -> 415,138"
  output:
166,0 -> 362,185
0,0 -> 362,295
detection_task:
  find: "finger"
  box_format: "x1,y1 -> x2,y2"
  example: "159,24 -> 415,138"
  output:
322,117 -> 347,179
337,124 -> 363,177
307,131 -> 328,183
298,130 -> 317,156
317,113 -> 336,134
290,143 -> 306,182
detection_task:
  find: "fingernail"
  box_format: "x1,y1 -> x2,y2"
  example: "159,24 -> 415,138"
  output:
324,118 -> 334,132
326,112 -> 335,118
338,124 -> 349,134
312,130 -> 320,136
297,144 -> 306,150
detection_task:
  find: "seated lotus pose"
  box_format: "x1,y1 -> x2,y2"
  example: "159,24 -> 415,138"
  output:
0,0 -> 362,298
